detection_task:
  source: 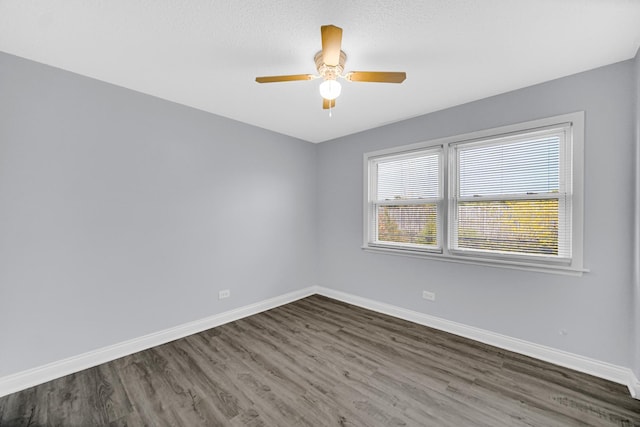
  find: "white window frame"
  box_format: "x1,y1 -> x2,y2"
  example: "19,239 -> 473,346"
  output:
363,112 -> 586,276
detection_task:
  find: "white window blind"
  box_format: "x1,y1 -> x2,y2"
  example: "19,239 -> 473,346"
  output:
370,149 -> 442,251
450,127 -> 572,261
363,112 -> 583,274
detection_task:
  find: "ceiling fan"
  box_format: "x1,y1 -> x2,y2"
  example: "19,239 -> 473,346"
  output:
255,25 -> 406,110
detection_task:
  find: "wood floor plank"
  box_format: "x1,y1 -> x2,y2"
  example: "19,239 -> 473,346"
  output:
1,294 -> 639,426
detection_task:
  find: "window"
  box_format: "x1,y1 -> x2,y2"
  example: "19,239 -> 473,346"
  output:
450,128 -> 571,262
364,112 -> 585,274
368,148 -> 443,252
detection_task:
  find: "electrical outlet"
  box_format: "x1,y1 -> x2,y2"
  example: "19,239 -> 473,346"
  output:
219,289 -> 230,300
422,290 -> 436,301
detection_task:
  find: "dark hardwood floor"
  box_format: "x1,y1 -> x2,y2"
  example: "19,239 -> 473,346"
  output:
1,295 -> 639,426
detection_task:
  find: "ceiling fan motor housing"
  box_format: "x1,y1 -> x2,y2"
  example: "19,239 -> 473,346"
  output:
315,50 -> 347,80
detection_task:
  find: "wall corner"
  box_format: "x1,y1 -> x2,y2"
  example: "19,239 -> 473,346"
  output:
633,44 -> 640,380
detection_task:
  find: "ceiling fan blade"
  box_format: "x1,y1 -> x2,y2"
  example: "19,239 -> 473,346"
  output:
321,25 -> 343,66
322,98 -> 336,109
345,71 -> 406,83
255,74 -> 315,83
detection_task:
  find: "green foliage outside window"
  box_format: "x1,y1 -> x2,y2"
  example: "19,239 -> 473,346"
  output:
378,204 -> 437,246
377,199 -> 558,255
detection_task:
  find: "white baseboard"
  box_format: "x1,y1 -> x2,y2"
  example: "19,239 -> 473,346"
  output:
0,286 -> 316,398
629,375 -> 640,399
2,285 -> 638,400
315,286 -> 640,400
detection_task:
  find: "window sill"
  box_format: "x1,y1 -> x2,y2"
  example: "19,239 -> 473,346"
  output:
361,245 -> 588,276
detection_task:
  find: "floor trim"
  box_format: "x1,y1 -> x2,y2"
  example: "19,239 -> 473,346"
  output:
1,285 -> 638,400
630,376 -> 640,399
0,286 -> 316,398
315,286 -> 640,400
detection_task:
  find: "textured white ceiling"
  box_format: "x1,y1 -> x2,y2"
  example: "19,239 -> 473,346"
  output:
1,1 -> 639,143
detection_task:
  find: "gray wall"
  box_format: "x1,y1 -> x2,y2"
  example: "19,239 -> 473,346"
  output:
317,60 -> 636,368
0,52 -> 317,377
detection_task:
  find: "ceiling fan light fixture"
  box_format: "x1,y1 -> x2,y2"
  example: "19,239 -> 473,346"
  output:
319,79 -> 341,100
255,25 -> 406,110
